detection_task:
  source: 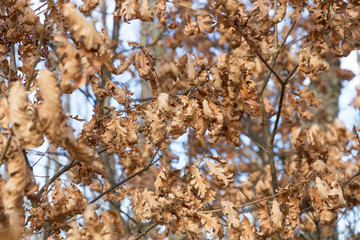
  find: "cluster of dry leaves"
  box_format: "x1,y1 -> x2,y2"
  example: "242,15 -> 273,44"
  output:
0,0 -> 360,239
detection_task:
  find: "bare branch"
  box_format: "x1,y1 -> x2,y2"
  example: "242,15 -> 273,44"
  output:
200,174 -> 315,214
25,0 -> 52,91
134,223 -> 158,240
89,148 -> 160,204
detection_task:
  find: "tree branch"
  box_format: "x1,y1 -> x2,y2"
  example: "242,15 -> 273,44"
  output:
270,64 -> 299,143
25,0 -> 52,91
200,174 -> 315,214
35,159 -> 80,198
89,148 -> 160,204
134,223 -> 158,240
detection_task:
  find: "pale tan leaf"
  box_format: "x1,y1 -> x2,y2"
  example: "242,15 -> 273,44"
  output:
9,81 -> 43,149
271,199 -> 283,231
79,0 -> 99,16
140,0 -> 154,21
115,0 -> 140,23
240,216 -> 255,240
221,200 -> 240,229
202,99 -> 224,143
63,3 -> 104,50
67,221 -> 81,240
0,97 -> 10,128
198,213 -> 221,236
2,144 -> 38,238
105,80 -> 127,105
65,127 -> 98,165
206,159 -> 233,186
158,92 -> 174,116
198,15 -> 214,33
258,204 -> 273,236
54,34 -> 86,90
37,69 -> 66,148
189,166 -> 209,199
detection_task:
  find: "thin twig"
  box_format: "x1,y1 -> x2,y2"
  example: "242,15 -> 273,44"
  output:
257,53 -> 284,85
273,0 -> 279,50
31,149 -> 49,168
89,148 -> 160,204
35,160 -> 80,197
270,64 -> 299,142
25,0 -> 52,91
342,170 -> 360,189
134,223 -> 158,240
169,1 -> 214,18
200,174 -> 315,214
257,20 -> 297,96
35,147 -> 110,197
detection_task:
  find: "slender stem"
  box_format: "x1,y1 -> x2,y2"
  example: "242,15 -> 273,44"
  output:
342,170 -> 360,189
200,174 -> 315,214
35,160 -> 80,197
270,84 -> 285,142
25,0 -> 52,91
269,65 -> 299,143
257,53 -> 283,85
89,148 -> 160,204
257,20 -> 297,96
273,0 -> 278,50
170,1 -> 214,18
134,223 -> 158,240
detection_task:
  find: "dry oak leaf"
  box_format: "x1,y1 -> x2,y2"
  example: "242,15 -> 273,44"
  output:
37,69 -> 66,148
0,97 -> 10,128
114,0 -> 139,23
198,15 -> 215,33
206,159 -> 233,186
67,221 -> 82,240
142,103 -> 167,146
257,204 -> 273,237
63,2 -> 104,51
240,216 -> 256,240
221,200 -> 240,229
272,0 -> 286,23
79,0 -> 99,16
105,80 -> 128,106
158,92 -> 174,117
202,99 -> 224,144
168,110 -> 187,139
270,199 -> 283,231
155,0 -> 167,25
84,205 -> 103,239
198,213 -> 221,236
154,166 -> 168,195
184,14 -> 200,36
134,51 -> 154,80
140,0 -> 154,21
189,166 -> 214,200
281,195 -> 300,238
2,145 -> 37,237
54,34 -> 86,90
315,176 -> 345,210
9,81 -> 44,149
65,127 -> 98,165
191,100 -> 206,141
